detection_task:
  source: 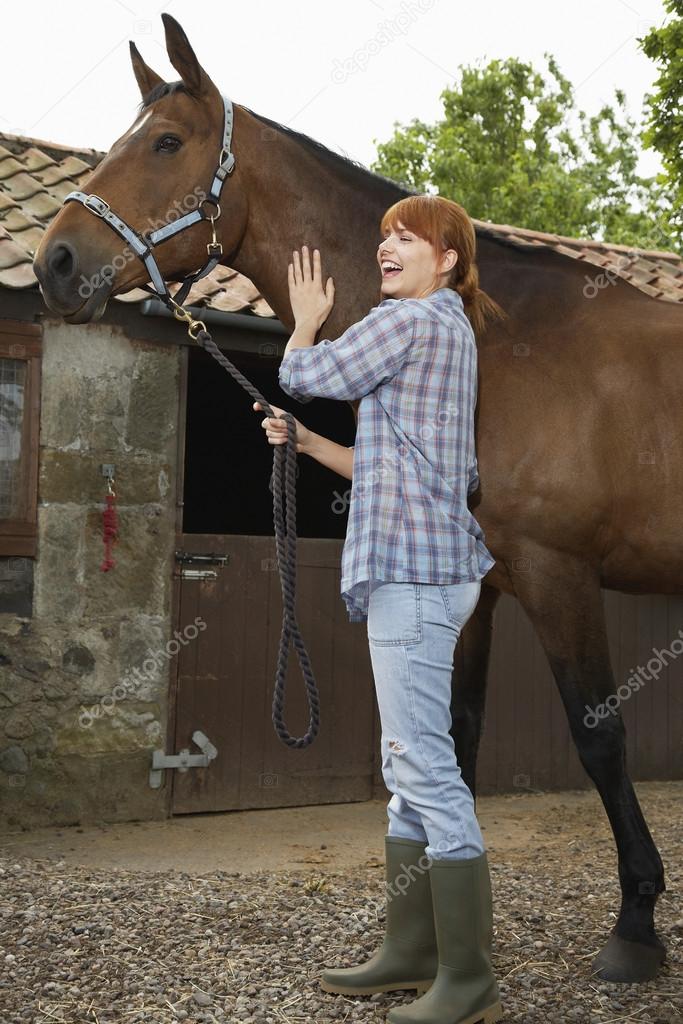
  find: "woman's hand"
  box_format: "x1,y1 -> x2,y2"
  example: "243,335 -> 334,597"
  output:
253,401 -> 313,454
288,245 -> 335,330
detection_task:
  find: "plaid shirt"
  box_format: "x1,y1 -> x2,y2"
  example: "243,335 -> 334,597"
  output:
278,287 -> 495,622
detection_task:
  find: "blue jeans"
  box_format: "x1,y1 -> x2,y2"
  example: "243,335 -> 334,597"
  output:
367,578 -> 485,861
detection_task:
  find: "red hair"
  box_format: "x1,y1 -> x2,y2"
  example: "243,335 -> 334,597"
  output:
380,194 -> 507,337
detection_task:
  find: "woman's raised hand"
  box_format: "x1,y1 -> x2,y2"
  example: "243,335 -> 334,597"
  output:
288,245 -> 335,329
253,402 -> 312,454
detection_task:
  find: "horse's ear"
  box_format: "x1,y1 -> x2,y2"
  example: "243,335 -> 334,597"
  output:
129,41 -> 166,100
161,12 -> 211,97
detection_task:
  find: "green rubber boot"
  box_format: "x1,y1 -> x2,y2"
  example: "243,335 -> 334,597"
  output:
387,852 -> 503,1024
320,836 -> 438,996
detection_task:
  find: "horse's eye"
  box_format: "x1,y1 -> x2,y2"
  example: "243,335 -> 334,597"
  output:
155,135 -> 181,153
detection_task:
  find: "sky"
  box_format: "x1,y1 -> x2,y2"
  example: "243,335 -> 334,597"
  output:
0,0 -> 671,180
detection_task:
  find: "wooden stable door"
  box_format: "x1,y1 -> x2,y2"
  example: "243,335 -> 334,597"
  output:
169,533 -> 377,813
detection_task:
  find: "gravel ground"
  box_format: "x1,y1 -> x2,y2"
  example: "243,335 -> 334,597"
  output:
1,788 -> 681,1024
0,855 -> 681,1024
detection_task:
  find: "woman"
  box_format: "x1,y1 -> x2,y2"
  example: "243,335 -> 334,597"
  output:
254,194 -> 506,1024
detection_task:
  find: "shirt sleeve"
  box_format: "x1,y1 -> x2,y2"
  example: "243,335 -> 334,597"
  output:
278,301 -> 420,403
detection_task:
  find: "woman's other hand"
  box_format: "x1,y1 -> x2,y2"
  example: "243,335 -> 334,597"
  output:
253,402 -> 313,454
288,245 -> 335,330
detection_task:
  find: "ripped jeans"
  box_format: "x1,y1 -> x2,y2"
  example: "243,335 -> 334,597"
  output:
367,578 -> 486,861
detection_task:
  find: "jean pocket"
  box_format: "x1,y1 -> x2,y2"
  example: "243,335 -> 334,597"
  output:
367,582 -> 422,645
439,581 -> 481,630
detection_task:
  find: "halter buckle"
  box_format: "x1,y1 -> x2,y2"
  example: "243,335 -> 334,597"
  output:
219,149 -> 235,174
84,194 -> 110,218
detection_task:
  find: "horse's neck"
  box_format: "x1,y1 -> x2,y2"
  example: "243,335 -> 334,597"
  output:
227,109 -> 567,339
227,109 -> 407,334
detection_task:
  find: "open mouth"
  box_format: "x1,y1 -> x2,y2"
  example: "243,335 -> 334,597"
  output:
382,262 -> 402,278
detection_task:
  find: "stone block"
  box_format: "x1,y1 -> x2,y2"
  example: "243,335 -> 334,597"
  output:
0,750 -> 167,829
3,710 -> 34,739
40,322 -> 137,449
55,699 -> 161,755
118,615 -> 171,701
126,347 -> 180,457
33,506 -> 86,622
0,745 -> 29,774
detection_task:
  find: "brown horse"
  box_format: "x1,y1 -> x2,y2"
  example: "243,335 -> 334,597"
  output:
33,13 -> 682,984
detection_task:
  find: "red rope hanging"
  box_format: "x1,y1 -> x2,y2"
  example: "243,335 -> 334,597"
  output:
101,481 -> 118,572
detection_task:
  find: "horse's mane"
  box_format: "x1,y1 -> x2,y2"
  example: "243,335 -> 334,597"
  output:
240,104 -> 415,199
139,81 -> 416,200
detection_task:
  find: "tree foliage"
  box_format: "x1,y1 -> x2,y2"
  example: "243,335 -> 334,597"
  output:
370,53 -> 679,254
640,0 -> 683,240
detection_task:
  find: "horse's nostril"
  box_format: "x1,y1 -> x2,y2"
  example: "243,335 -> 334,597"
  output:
48,242 -> 77,281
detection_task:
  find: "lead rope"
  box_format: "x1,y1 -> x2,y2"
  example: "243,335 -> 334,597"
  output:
171,300 -> 320,749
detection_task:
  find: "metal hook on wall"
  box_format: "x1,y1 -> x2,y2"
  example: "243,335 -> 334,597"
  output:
100,463 -> 116,497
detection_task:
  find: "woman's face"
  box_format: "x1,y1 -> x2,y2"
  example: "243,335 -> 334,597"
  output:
377,220 -> 457,300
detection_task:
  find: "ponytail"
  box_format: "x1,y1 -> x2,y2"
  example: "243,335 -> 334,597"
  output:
450,259 -> 507,339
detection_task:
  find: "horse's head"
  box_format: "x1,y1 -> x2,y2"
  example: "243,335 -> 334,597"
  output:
34,14 -> 248,323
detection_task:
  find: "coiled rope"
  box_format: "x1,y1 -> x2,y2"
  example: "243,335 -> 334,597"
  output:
193,325 -> 320,749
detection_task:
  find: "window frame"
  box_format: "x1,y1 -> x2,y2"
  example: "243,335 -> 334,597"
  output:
0,321 -> 42,557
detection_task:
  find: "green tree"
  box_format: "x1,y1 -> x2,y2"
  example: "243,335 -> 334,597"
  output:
640,0 -> 683,238
370,54 -> 679,254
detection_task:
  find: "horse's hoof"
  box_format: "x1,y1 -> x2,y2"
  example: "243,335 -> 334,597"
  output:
591,932 -> 666,982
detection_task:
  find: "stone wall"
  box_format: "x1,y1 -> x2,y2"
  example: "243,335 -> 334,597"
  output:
0,318 -> 180,829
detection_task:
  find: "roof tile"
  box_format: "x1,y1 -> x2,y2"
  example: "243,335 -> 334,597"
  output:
577,251 -> 613,268
655,261 -> 683,279
0,229 -> 32,270
0,191 -> 22,216
47,179 -> 82,203
0,153 -> 26,181
20,191 -> 64,220
33,163 -> 74,187
637,281 -> 666,299
58,155 -> 95,178
114,286 -> 149,303
0,207 -> 42,233
1,171 -> 49,202
19,147 -> 58,174
9,223 -> 44,255
0,261 -> 37,288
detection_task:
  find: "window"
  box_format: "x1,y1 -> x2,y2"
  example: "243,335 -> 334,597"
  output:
0,322 -> 42,557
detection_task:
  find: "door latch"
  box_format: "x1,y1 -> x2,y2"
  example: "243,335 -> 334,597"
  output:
175,550 -> 229,565
174,551 -> 228,581
149,730 -> 218,789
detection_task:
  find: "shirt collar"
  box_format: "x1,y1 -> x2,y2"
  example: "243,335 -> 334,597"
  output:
378,287 -> 464,312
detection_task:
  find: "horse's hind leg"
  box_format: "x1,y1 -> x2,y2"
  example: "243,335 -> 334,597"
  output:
450,582 -> 500,800
507,542 -> 666,982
